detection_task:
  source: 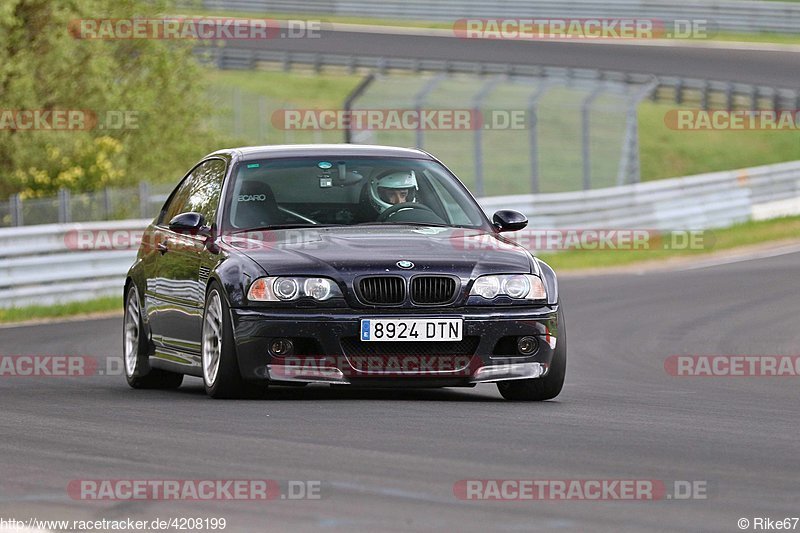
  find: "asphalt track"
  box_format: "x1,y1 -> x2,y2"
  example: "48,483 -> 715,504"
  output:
1,250 -> 798,532
228,26 -> 800,88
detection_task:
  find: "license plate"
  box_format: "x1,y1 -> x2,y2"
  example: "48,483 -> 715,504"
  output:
360,318 -> 463,342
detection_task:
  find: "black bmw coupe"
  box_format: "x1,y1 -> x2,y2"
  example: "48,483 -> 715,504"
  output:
124,144 -> 565,400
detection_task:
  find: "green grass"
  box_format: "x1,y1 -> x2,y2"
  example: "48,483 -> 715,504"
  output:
176,8 -> 800,45
204,69 -> 362,147
638,102 -> 800,181
205,69 -> 362,109
205,68 -> 800,189
536,215 -> 800,271
706,32 -> 800,45
0,296 -> 121,324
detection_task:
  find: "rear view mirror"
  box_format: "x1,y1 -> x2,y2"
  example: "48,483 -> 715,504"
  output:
168,212 -> 209,234
492,210 -> 528,232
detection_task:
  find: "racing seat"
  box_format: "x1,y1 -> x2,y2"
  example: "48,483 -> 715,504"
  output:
234,180 -> 283,228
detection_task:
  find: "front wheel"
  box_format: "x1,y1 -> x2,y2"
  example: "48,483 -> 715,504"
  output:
497,305 -> 566,401
202,284 -> 267,399
124,284 -> 183,390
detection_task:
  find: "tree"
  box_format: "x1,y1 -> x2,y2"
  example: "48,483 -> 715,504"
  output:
0,0 -> 219,198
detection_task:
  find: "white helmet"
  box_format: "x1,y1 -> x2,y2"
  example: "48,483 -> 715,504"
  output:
369,170 -> 418,212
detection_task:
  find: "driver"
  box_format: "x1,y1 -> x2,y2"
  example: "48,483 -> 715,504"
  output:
369,170 -> 418,213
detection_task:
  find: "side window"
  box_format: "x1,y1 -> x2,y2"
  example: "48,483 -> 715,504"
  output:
160,174 -> 195,226
159,159 -> 226,226
426,172 -> 474,225
185,159 -> 226,225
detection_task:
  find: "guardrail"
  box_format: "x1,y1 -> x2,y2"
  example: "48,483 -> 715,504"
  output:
0,220 -> 147,309
1,160 -> 798,308
479,160 -> 800,230
199,0 -> 800,34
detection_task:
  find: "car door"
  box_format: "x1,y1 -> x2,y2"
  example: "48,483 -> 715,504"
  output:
145,169 -> 195,349
147,159 -> 226,365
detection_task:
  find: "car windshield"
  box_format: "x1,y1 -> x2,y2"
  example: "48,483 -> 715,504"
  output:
224,156 -> 489,231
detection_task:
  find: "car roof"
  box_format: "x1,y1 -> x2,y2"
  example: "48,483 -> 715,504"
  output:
207,144 -> 433,161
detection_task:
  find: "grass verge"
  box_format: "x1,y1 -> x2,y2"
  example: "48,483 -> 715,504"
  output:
0,296 -> 122,324
638,102 -> 800,181
537,215 -> 800,271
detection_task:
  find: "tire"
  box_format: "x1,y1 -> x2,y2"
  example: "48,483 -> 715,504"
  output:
497,305 -> 566,401
202,283 -> 267,399
124,284 -> 184,390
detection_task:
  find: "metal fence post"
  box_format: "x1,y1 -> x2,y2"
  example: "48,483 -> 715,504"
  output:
10,194 -> 22,227
472,77 -> 502,197
617,79 -> 658,186
527,81 -> 553,194
139,182 -> 150,219
103,187 -> 111,220
700,81 -> 709,110
58,188 -> 71,223
343,73 -> 376,143
581,86 -> 606,190
412,74 -> 446,149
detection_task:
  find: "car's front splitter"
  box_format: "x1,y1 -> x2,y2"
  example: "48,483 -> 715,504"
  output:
230,306 -> 560,386
261,360 -> 547,386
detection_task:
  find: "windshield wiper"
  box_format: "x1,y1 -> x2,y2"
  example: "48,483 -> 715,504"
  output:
231,224 -> 341,234
355,221 -> 448,227
379,222 -> 454,228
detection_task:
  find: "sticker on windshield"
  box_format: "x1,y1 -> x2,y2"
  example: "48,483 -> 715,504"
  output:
246,163 -> 260,169
318,161 -> 333,169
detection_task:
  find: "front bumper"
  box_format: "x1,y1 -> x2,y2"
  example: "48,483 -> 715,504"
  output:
231,306 -> 560,387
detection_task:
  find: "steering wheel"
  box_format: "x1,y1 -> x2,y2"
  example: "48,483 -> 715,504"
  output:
377,202 -> 437,222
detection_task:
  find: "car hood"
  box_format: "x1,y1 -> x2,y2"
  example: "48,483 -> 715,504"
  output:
221,226 -> 537,280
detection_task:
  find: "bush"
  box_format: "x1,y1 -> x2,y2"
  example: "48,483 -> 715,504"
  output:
0,0 -> 222,199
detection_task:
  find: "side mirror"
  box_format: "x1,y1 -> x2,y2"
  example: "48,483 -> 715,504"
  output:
168,212 -> 209,235
492,210 -> 528,233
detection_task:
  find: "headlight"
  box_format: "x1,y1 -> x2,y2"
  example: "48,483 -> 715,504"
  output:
503,275 -> 530,299
469,274 -> 546,301
274,278 -> 299,300
303,278 -> 333,301
248,277 -> 341,302
472,276 -> 501,299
